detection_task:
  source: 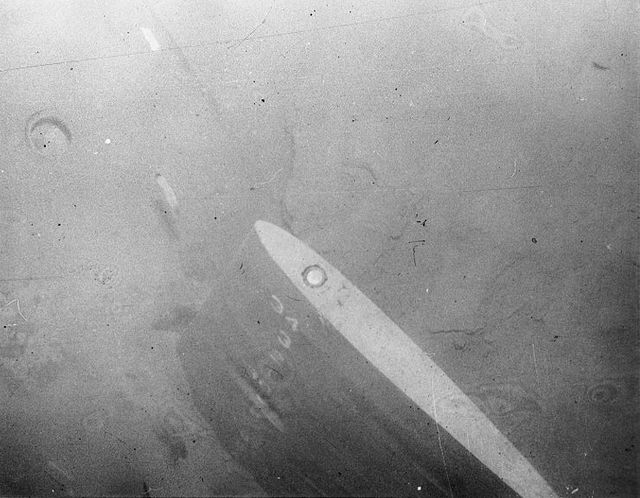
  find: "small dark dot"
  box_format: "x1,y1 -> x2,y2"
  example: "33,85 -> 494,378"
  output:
434,139 -> 439,144
70,67 -> 73,70
57,223 -> 61,226
531,237 -> 537,243
260,98 -> 265,103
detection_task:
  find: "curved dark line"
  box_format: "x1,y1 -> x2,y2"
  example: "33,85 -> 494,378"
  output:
24,110 -> 72,155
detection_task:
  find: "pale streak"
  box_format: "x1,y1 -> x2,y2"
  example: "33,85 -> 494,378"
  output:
140,27 -> 161,52
255,220 -> 558,498
155,173 -> 178,213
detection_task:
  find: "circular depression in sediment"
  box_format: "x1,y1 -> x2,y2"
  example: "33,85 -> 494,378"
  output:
26,111 -> 72,156
587,382 -> 618,404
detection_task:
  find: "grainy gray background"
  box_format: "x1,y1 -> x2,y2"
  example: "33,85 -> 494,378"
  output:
0,0 -> 637,496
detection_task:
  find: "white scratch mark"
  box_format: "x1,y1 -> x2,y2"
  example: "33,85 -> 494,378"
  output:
155,173 -> 178,213
2,298 -> 27,321
140,27 -> 161,52
229,0 -> 275,50
431,375 -> 454,497
532,342 -> 540,384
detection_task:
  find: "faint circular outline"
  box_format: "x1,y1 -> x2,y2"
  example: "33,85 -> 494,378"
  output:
25,109 -> 73,156
302,264 -> 327,288
587,382 -> 619,404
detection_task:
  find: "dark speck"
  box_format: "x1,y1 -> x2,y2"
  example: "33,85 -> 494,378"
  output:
531,237 -> 537,244
592,61 -> 609,71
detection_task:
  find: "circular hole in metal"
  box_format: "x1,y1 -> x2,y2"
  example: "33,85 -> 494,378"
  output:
302,264 -> 327,288
26,112 -> 72,157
